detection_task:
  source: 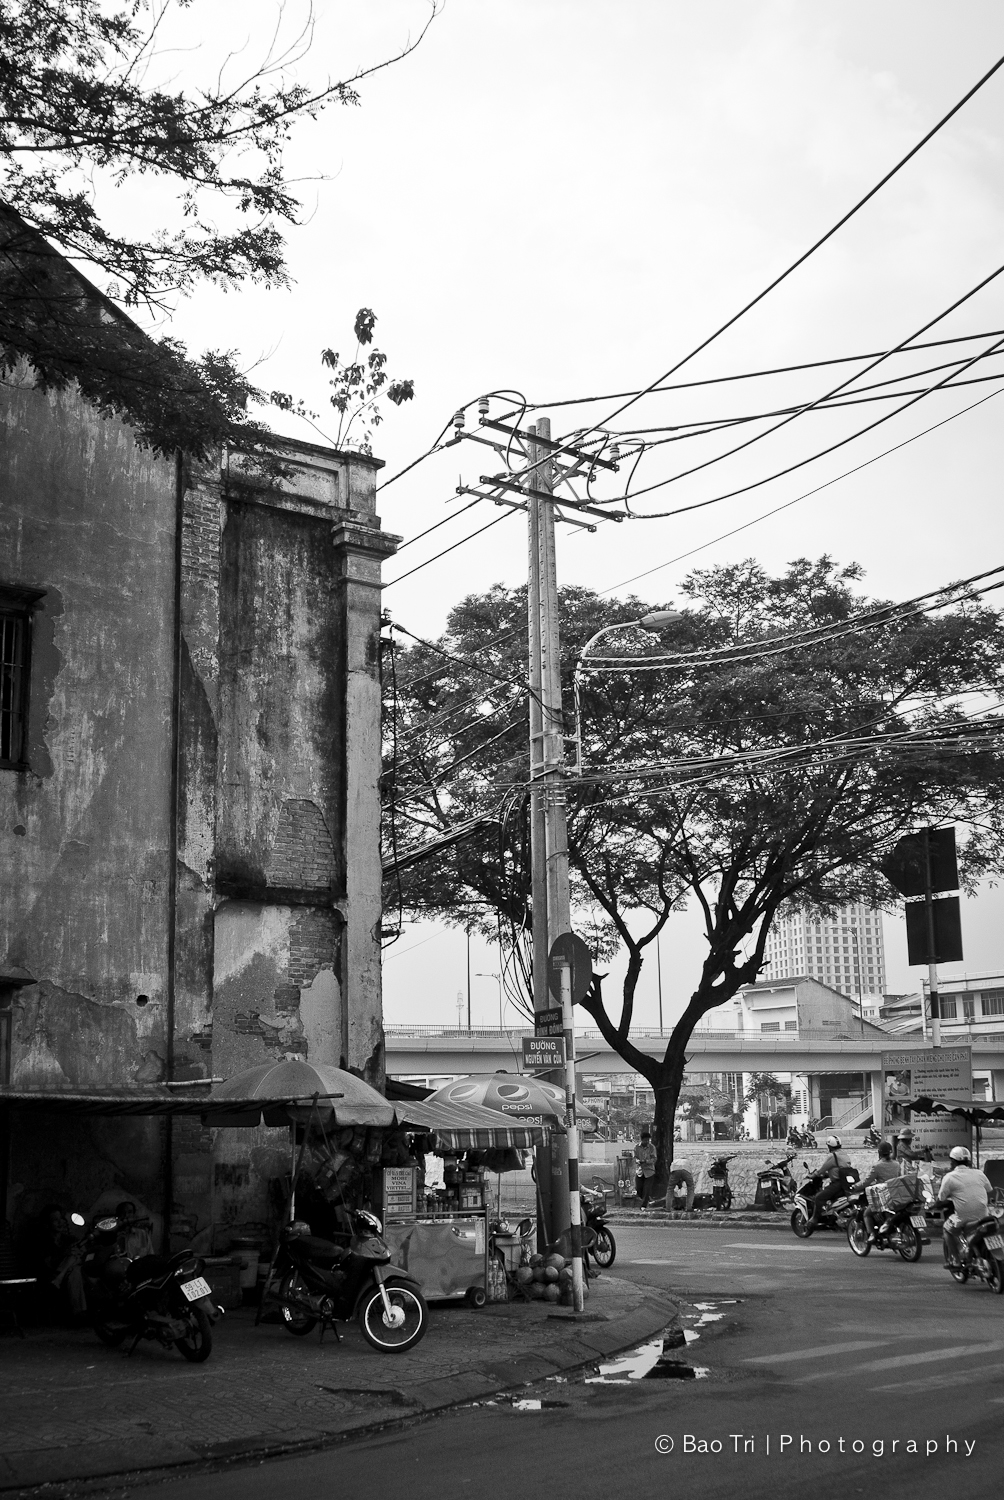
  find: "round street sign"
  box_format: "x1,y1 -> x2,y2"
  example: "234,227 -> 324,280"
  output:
547,932 -> 593,1005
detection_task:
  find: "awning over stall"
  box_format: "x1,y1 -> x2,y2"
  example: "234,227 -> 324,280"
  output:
392,1097 -> 549,1150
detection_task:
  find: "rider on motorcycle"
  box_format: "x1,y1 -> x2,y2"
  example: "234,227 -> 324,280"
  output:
858,1140 -> 900,1244
938,1146 -> 993,1268
806,1135 -> 854,1232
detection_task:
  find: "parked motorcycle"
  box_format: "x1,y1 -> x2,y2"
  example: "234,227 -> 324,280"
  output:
756,1152 -> 798,1210
70,1212 -> 220,1362
790,1163 -> 860,1237
941,1204 -> 1004,1294
271,1208 -> 428,1350
580,1186 -> 617,1267
706,1154 -> 737,1211
845,1182 -> 930,1262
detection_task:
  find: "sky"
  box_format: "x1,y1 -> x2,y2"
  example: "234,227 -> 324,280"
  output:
96,0 -> 1004,1030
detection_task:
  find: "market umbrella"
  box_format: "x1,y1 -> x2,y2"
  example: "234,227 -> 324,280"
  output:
428,1073 -> 565,1121
206,1060 -> 395,1128
427,1073 -> 597,1128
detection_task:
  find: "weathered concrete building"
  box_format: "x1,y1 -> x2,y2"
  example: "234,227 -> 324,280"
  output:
0,346 -> 397,1247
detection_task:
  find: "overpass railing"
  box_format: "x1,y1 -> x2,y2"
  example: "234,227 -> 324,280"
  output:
384,1024 -> 1004,1046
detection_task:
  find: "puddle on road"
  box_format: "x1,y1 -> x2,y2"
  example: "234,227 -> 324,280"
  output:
582,1299 -> 737,1384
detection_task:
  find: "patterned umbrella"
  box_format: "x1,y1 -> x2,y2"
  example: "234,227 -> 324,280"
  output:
428,1073 -> 567,1125
207,1059 -> 394,1127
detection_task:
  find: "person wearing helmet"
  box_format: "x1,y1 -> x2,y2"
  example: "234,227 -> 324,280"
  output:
938,1145 -> 992,1268
806,1134 -> 855,1232
858,1141 -> 900,1244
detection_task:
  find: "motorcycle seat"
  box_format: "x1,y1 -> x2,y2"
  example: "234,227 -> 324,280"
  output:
288,1234 -> 348,1266
125,1254 -> 174,1287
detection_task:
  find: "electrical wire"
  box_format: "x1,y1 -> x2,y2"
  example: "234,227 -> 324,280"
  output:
617,275 -> 1004,512
607,358 -> 1004,445
597,382 -> 1004,596
562,49 -> 1004,445
383,507 -> 516,587
519,329 -> 1004,411
584,568 -> 1004,672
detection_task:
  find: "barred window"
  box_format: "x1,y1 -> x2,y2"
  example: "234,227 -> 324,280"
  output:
982,993 -> 1004,1017
0,588 -> 42,767
939,997 -> 957,1020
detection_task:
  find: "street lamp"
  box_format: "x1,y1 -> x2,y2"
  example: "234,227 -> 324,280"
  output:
571,610 -> 683,772
476,972 -> 504,1030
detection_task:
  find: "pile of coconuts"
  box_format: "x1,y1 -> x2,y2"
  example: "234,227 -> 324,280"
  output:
513,1252 -> 589,1306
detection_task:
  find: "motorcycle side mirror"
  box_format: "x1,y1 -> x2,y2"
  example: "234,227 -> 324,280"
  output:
70,1212 -> 86,1228
804,1161 -> 810,1170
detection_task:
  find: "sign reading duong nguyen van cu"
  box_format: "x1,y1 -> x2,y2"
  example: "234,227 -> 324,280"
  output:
881,1046 -> 972,1156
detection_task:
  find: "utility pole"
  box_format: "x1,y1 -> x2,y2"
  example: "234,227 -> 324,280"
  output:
527,418 -> 582,1310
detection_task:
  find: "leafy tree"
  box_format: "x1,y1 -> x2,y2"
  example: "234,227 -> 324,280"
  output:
386,560 -> 1004,1193
0,0 -> 433,451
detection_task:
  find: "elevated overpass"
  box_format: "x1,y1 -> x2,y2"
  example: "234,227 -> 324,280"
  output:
386,1025 -> 1004,1079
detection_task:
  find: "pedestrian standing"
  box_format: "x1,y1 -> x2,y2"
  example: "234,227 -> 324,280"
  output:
635,1131 -> 657,1208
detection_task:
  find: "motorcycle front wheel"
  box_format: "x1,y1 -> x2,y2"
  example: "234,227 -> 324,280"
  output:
592,1226 -> 617,1268
791,1208 -> 812,1238
894,1224 -> 923,1263
846,1217 -> 871,1257
279,1273 -> 318,1336
358,1284 -> 428,1353
174,1305 -> 213,1363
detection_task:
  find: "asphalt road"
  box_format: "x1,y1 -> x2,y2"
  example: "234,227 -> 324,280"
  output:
122,1225 -> 1004,1500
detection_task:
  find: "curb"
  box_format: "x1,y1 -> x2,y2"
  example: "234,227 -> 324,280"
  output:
608,1211 -> 944,1237
0,1283 -> 676,1496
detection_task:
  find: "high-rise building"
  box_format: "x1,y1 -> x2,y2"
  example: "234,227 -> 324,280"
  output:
763,903 -> 886,1005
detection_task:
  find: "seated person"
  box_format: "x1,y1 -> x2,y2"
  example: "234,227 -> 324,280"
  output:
668,1156 -> 695,1213
858,1141 -> 901,1242
22,1205 -> 87,1321
114,1202 -> 155,1259
938,1146 -> 992,1266
806,1135 -> 856,1230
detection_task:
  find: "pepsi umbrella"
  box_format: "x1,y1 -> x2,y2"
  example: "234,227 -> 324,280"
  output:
428,1073 -> 597,1129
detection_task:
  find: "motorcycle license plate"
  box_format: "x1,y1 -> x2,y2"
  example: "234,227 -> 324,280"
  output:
180,1276 -> 211,1302
910,1215 -> 927,1230
984,1235 -> 1004,1251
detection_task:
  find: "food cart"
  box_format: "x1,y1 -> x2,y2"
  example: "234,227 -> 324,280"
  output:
380,1098 -> 548,1304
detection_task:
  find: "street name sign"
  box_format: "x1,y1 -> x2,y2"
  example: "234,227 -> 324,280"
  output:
522,1036 -> 566,1070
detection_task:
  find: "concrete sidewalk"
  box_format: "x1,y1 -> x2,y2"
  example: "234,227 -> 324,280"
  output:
0,1274 -> 674,1493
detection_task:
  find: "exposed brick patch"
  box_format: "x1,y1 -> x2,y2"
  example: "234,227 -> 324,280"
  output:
181,486 -> 222,587
266,799 -> 334,891
232,1010 -> 285,1048
288,907 -> 341,989
273,985 -> 300,1013
189,1023 -> 214,1052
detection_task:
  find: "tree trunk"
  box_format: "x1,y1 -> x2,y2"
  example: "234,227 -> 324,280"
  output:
650,1049 -> 688,1201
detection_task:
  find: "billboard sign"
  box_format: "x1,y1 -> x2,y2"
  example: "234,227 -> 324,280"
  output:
880,1047 -> 972,1158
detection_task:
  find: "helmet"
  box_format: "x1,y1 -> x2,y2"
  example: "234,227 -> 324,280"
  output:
949,1146 -> 972,1165
825,1134 -> 842,1149
877,1142 -> 893,1159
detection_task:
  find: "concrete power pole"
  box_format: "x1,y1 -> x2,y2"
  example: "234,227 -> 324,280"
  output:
527,418 -> 583,1311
